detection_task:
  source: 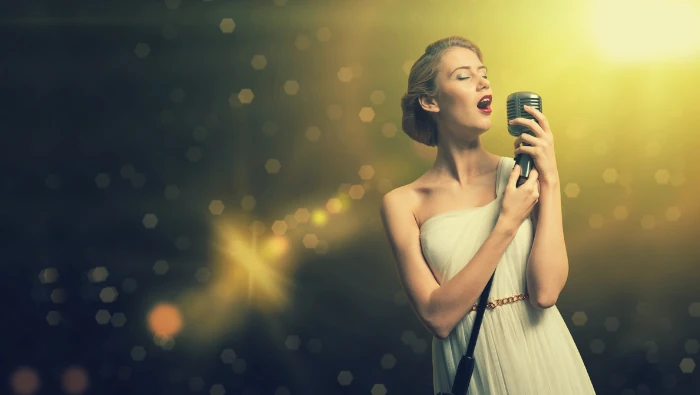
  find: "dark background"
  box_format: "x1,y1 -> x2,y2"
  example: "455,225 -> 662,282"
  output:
2,0 -> 700,394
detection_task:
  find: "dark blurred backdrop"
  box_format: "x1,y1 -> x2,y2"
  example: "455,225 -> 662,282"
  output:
2,0 -> 700,394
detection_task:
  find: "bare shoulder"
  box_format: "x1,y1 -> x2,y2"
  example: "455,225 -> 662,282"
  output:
380,184 -> 419,225
378,181 -> 444,336
379,182 -> 424,224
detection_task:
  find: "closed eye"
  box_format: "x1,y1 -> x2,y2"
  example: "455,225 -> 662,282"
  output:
457,75 -> 488,80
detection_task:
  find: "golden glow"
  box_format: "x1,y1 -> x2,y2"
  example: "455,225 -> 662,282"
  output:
136,0 -> 700,349
220,226 -> 289,310
590,0 -> 700,61
302,233 -> 320,249
294,208 -> 310,223
326,197 -> 343,214
179,223 -> 292,339
311,209 -> 328,226
348,185 -> 365,200
262,236 -> 290,259
271,220 -> 288,236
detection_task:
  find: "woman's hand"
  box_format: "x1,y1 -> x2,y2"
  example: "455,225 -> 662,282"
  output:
508,105 -> 559,185
498,164 -> 540,233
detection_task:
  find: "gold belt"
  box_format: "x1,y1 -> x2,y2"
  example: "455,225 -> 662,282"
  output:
470,292 -> 529,312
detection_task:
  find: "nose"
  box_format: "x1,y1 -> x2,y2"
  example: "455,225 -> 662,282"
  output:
477,75 -> 490,90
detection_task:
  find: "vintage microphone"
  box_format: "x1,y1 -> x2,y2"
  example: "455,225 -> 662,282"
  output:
506,92 -> 542,187
437,93 -> 546,395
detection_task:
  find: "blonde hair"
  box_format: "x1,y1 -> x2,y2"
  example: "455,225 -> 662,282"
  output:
400,36 -> 483,147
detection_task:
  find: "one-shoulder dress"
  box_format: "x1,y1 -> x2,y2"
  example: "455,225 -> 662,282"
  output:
420,156 -> 596,394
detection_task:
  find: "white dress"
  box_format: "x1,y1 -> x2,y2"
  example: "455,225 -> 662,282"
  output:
420,156 -> 596,395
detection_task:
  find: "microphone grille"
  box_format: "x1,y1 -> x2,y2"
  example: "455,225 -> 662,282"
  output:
506,92 -> 542,137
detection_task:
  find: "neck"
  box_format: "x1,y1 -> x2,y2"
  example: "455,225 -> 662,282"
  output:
432,134 -> 494,186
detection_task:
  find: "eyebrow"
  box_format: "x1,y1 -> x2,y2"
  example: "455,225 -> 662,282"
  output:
449,65 -> 488,76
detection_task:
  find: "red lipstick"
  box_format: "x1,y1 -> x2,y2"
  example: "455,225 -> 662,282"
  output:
477,94 -> 492,114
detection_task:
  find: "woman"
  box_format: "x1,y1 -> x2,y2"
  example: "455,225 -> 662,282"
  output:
379,36 -> 596,394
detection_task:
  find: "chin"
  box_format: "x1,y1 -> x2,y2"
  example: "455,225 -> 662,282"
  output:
448,115 -> 491,135
465,111 -> 492,132
476,120 -> 492,133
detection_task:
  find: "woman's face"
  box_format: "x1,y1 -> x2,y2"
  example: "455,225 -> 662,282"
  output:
423,47 -> 493,139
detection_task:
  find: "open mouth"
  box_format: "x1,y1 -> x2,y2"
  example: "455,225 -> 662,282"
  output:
477,95 -> 492,113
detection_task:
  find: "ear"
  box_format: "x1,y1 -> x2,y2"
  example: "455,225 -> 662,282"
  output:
418,95 -> 439,113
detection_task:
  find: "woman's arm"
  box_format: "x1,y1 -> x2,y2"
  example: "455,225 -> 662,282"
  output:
380,187 -> 519,339
525,177 -> 569,309
509,105 -> 569,310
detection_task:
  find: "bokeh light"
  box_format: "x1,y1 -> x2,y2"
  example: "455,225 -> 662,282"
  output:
61,366 -> 89,395
148,303 -> 183,338
10,367 -> 40,395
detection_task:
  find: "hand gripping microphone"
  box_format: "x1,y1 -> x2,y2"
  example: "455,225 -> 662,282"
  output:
506,91 -> 542,187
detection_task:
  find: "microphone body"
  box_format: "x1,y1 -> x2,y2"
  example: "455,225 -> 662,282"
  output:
506,92 -> 542,187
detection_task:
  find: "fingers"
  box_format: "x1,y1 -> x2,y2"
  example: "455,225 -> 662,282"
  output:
508,164 -> 521,186
508,117 -> 545,138
523,167 -> 540,189
523,105 -> 551,133
519,132 -> 536,145
515,144 -> 536,157
514,132 -> 537,150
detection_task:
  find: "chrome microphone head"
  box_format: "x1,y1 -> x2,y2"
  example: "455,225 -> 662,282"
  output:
506,91 -> 542,137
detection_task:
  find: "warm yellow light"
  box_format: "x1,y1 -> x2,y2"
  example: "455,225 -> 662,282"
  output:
326,197 -> 343,214
590,0 -> 700,61
262,236 -> 289,259
311,209 -> 328,226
